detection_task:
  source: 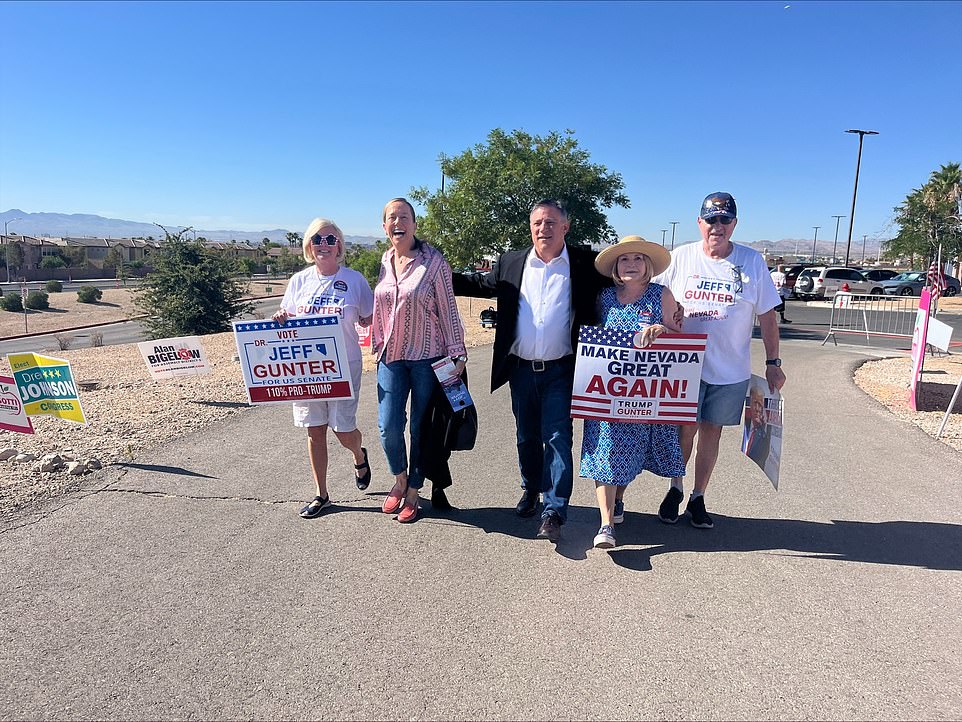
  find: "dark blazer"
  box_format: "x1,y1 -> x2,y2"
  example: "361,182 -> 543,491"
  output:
420,369 -> 478,489
453,244 -> 610,392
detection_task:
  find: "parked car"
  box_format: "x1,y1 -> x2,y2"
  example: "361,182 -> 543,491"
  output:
778,263 -> 817,298
860,268 -> 900,283
794,266 -> 873,300
876,271 -> 961,297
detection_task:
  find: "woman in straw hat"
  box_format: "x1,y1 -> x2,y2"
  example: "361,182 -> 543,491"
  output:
579,236 -> 685,549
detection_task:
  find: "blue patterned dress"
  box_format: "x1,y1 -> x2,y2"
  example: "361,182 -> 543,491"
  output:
579,285 -> 686,485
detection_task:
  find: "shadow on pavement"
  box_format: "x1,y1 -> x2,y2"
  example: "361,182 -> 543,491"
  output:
119,463 -> 216,479
605,514 -> 962,573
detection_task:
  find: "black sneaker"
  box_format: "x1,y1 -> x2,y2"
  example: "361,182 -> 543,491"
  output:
687,495 -> 714,529
658,487 -> 683,524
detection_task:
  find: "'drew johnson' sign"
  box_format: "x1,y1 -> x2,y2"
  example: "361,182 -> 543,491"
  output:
7,352 -> 87,425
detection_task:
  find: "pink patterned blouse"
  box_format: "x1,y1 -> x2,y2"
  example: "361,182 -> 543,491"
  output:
372,240 -> 466,363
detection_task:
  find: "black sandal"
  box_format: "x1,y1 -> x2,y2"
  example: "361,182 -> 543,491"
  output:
354,447 -> 372,491
300,495 -> 331,519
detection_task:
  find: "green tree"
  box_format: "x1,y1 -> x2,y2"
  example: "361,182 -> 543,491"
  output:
410,128 -> 629,268
886,162 -> 962,265
134,226 -> 254,339
40,255 -> 67,269
3,242 -> 24,273
344,242 -> 386,288
236,257 -> 257,277
286,231 -> 302,248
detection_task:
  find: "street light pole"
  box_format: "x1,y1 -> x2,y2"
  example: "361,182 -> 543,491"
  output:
4,217 -> 22,284
843,129 -> 879,266
661,229 -> 668,246
811,226 -> 820,263
831,214 -> 846,264
669,221 -> 679,250
861,234 -> 868,265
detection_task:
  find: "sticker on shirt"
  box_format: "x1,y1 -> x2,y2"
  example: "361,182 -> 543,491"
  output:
334,280 -> 348,292
681,268 -> 743,321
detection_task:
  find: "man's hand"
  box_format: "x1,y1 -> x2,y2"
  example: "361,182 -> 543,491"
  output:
765,364 -> 786,393
271,309 -> 290,325
673,303 -> 685,329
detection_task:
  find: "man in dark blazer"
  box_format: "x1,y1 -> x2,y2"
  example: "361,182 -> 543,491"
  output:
452,200 -> 609,543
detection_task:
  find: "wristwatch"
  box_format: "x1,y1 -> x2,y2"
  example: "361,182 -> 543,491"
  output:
453,354 -> 468,363
766,358 -> 782,367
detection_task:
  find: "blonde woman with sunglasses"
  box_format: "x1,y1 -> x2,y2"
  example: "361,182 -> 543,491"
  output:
272,218 -> 375,519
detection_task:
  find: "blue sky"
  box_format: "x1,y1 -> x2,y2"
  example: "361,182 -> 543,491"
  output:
1,0 -> 960,248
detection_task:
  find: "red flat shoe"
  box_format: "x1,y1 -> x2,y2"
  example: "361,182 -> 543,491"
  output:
382,484 -> 405,514
397,499 -> 420,523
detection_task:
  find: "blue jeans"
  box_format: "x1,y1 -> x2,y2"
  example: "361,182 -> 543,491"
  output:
377,357 -> 440,490
508,356 -> 575,523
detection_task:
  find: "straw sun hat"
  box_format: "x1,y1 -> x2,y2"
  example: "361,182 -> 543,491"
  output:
594,236 -> 671,278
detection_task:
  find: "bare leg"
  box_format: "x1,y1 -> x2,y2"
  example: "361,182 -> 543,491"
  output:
332,428 -> 365,479
595,482 -> 617,527
692,421 -> 723,494
306,425 -> 329,498
670,423 -> 698,491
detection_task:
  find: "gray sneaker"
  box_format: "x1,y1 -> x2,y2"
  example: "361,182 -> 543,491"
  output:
593,525 -> 616,549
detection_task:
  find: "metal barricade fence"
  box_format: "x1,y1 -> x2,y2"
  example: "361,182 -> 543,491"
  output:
821,293 -> 928,346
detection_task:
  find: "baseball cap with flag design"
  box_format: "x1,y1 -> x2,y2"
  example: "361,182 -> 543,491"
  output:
700,192 -> 737,220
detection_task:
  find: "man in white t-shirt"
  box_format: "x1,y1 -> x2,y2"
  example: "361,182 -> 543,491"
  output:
653,192 -> 787,529
770,264 -> 792,324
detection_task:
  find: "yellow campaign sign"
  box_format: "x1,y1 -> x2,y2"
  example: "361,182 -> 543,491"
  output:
7,352 -> 87,425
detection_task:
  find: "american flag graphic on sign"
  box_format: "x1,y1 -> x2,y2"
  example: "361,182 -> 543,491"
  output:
571,326 -> 708,425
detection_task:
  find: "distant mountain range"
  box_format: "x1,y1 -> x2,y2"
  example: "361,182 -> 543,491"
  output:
1,209 -> 884,259
0,209 -> 383,247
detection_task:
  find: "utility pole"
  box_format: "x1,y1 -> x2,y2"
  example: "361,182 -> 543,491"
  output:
861,234 -> 868,265
661,229 -> 668,246
669,221 -> 679,250
843,129 -> 879,266
811,226 -> 820,263
831,215 -> 846,264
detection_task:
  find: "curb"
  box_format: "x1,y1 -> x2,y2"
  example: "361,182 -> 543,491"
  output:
0,295 -> 284,343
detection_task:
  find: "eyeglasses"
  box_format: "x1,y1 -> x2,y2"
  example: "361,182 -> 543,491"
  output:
705,217 -> 734,226
311,234 -> 339,246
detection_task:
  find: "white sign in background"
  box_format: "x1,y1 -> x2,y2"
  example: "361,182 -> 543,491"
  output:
232,316 -> 355,405
137,336 -> 211,380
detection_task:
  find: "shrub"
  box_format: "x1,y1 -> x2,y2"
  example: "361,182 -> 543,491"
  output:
56,335 -> 74,350
89,332 -> 104,347
1,293 -> 22,311
45,279 -> 64,293
77,286 -> 103,303
25,291 -> 49,310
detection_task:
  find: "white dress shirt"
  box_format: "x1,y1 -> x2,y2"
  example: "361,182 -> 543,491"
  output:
511,245 -> 573,361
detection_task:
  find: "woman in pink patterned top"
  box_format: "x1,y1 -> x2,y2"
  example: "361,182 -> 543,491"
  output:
372,198 -> 467,523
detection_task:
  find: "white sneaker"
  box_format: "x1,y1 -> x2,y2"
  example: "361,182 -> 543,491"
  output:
593,525 -> 616,549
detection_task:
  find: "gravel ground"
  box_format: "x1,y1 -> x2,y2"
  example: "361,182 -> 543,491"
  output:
1,290 -> 958,515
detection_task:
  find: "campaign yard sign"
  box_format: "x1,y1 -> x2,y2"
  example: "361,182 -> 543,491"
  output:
0,374 -> 34,434
7,352 -> 87,425
741,374 -> 784,490
909,289 -> 932,411
233,316 -> 355,405
571,326 -> 707,424
137,336 -> 211,380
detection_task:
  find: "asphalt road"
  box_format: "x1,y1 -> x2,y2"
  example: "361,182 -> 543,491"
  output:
1,340 -> 960,720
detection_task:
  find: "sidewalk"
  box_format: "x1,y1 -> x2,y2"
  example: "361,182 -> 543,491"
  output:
2,340 -> 960,720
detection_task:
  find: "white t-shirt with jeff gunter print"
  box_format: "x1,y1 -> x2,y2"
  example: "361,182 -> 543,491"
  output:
280,264 -> 374,365
654,241 -> 780,385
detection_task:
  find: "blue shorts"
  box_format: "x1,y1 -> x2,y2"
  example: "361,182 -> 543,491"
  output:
697,379 -> 750,426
